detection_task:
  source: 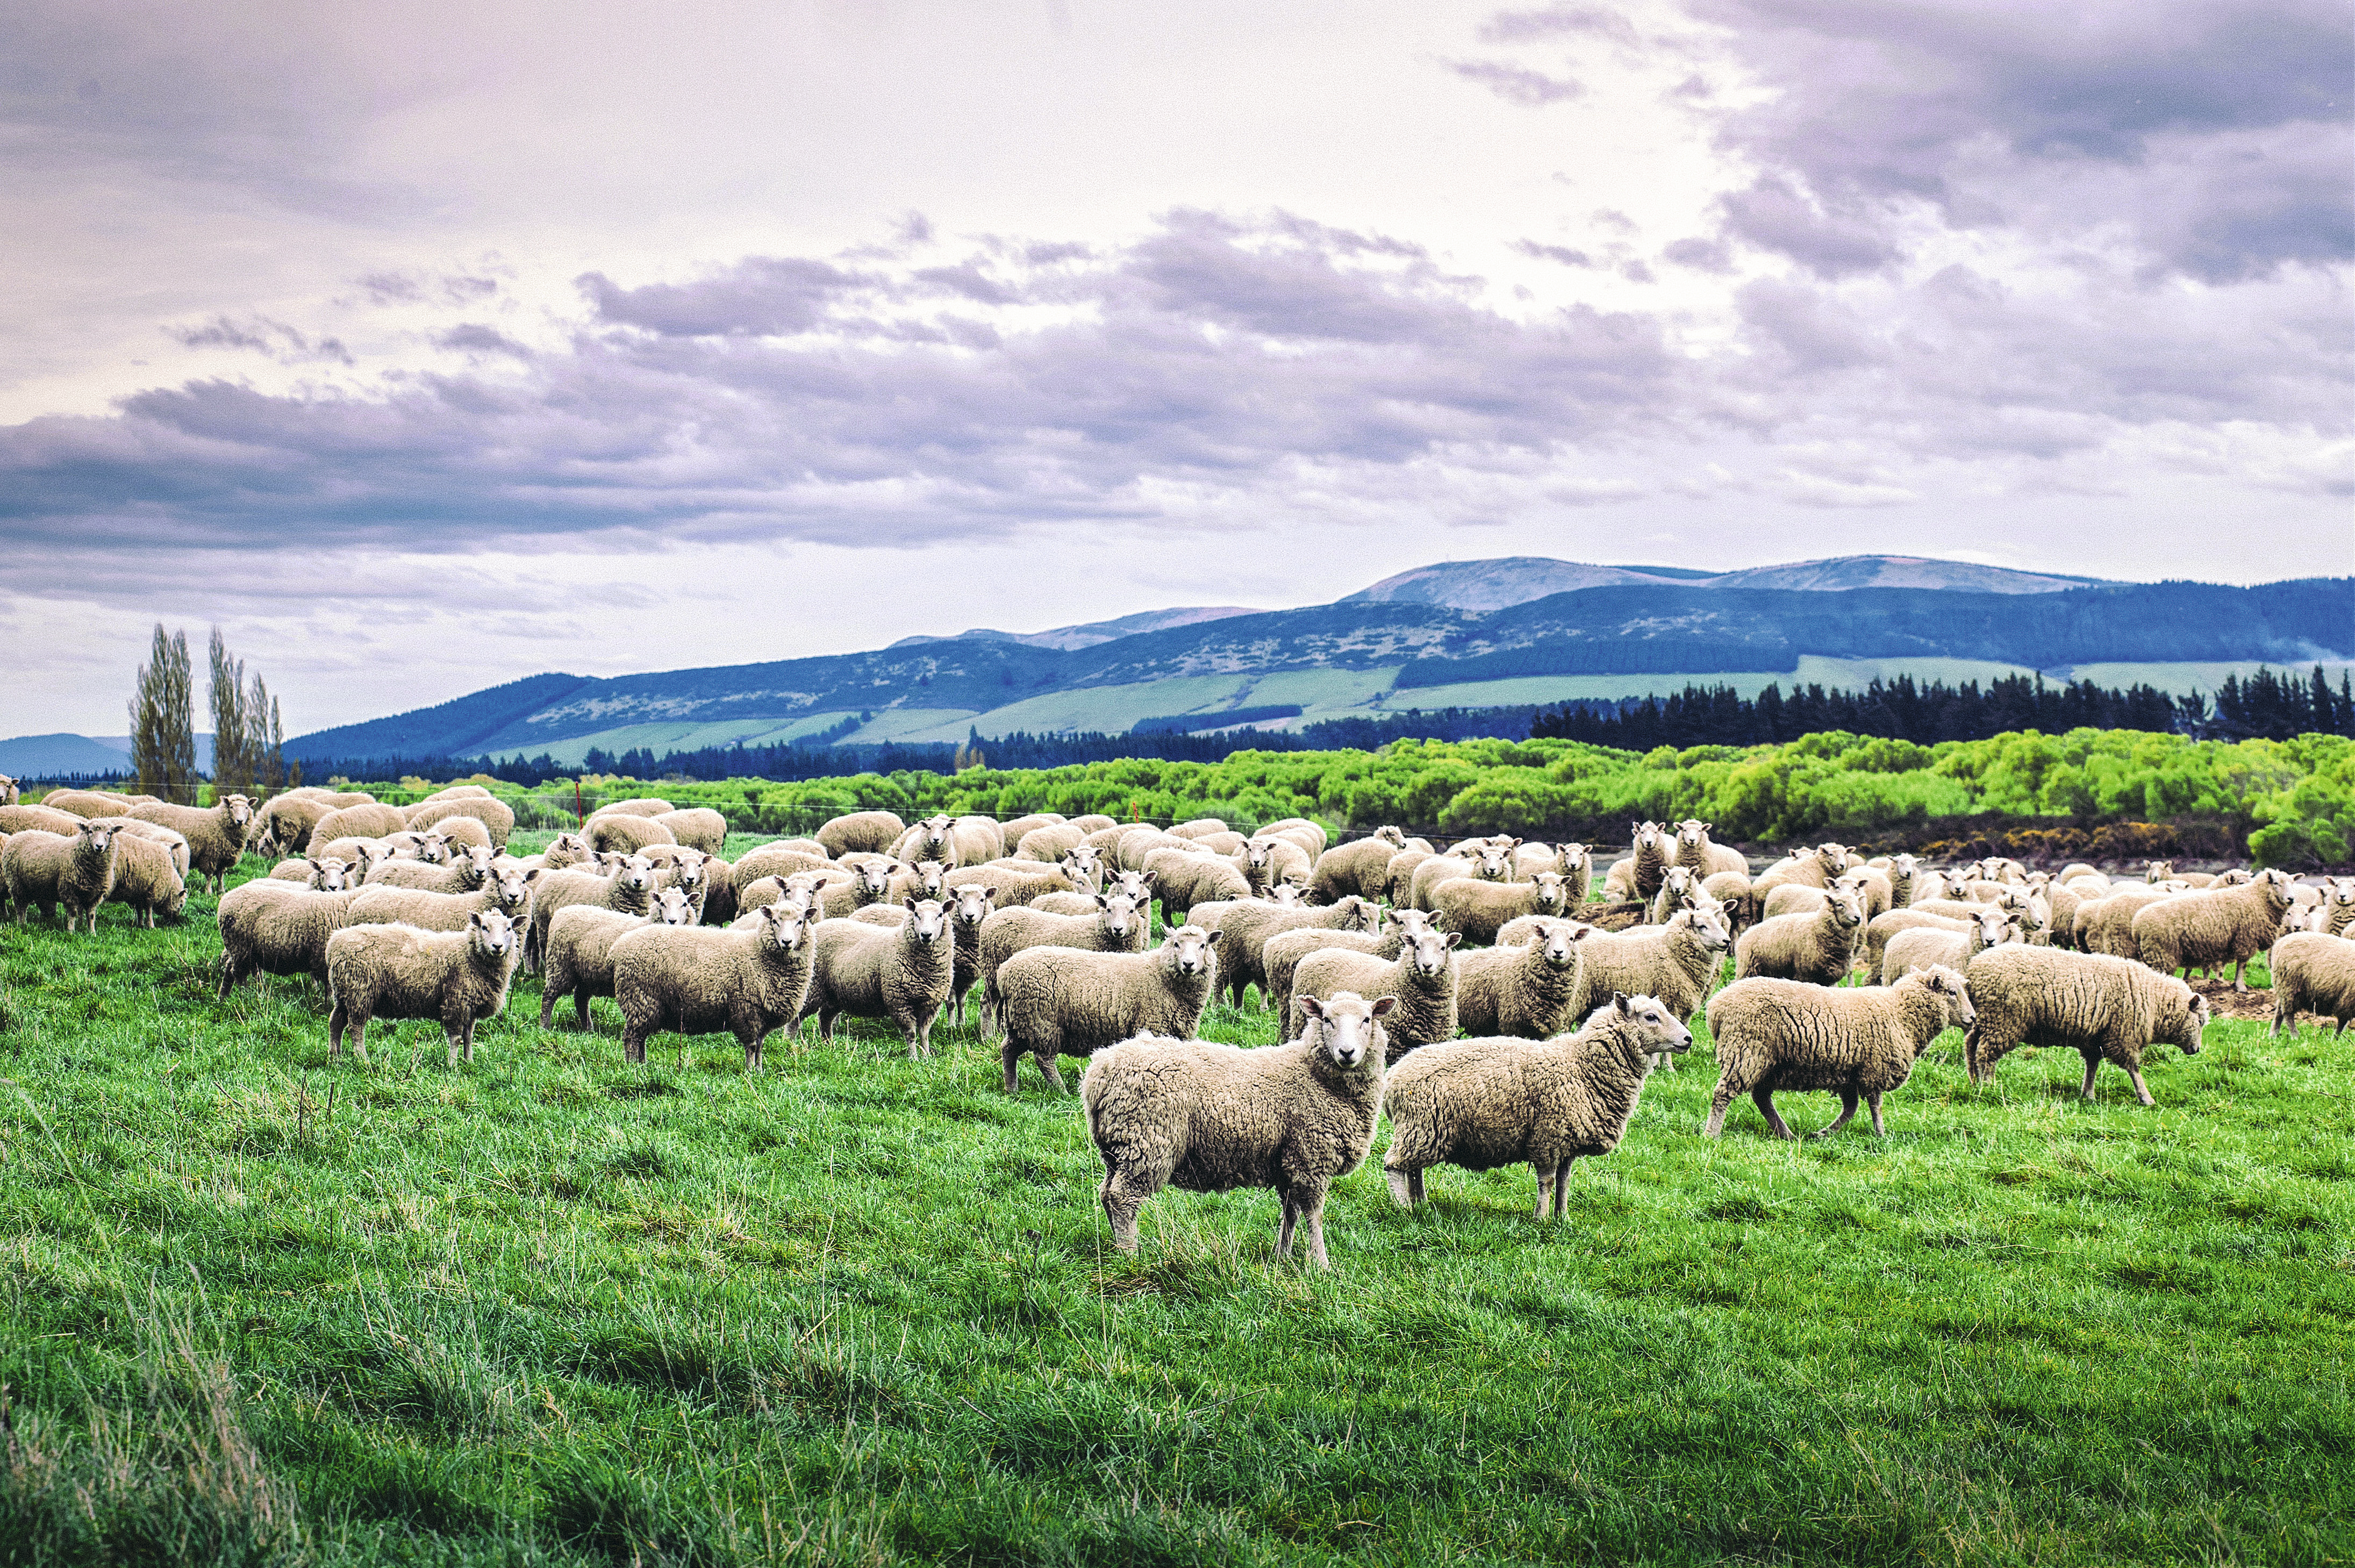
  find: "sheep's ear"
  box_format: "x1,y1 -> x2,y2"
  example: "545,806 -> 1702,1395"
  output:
1442,931 -> 1462,949
903,894 -> 919,911
1567,925 -> 1590,941
1510,837 -> 1523,849
1300,996 -> 1325,1020
1096,893 -> 1111,909
1369,996 -> 1398,1017
981,885 -> 998,903
1613,995 -> 1633,1015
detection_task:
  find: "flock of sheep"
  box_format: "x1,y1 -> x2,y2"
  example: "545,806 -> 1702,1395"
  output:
2,773 -> 2351,1269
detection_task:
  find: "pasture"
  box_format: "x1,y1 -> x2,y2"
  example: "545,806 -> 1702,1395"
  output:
0,832 -> 2348,1565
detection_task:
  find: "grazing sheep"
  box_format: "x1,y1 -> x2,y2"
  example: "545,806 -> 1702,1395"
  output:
125,794 -> 254,894
611,903 -> 817,1069
975,892 -> 1149,1034
585,813 -> 676,855
345,863 -> 539,936
525,857 -> 658,972
1452,918 -> 1592,1040
2268,932 -> 2355,1039
1435,872 -> 1575,944
1067,814 -> 1118,835
1672,820 -> 1749,880
3,824 -> 120,932
252,794 -> 333,856
1381,847 -> 1434,904
1262,910 -> 1433,1033
1963,946 -> 2208,1105
996,926 -> 1222,1093
1748,847 -> 1833,906
1259,818 -> 1328,859
0,804 -> 90,837
1143,846 -> 1251,923
2132,869 -> 2297,989
35,790 -> 135,819
1549,905 -> 1734,1049
325,910 -> 521,1066
999,812 -> 1066,845
817,810 -> 906,857
102,831 -> 188,928
1017,822 -> 1086,862
1291,925 -> 1459,1060
406,795 -> 516,849
1879,903 -> 2015,984
640,807 -> 724,855
415,815 -> 495,855
307,803 -> 410,854
538,887 -> 701,1028
1702,965 -> 1974,1139
799,898 -> 957,1058
587,797 -> 675,820
1215,896 -> 1379,1009
1734,886 -> 1866,986
1701,870 -> 1754,929
1304,828 -> 1406,904
1241,834 -> 1317,897
1383,994 -> 1693,1216
1083,992 -> 1392,1267
217,882 -> 364,996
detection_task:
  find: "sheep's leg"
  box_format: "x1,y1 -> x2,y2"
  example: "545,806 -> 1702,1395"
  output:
2231,957 -> 2247,992
1275,1194 -> 1299,1260
1383,1164 -> 1418,1208
445,1022 -> 464,1069
2078,1051 -> 2101,1099
2124,1064 -> 2155,1107
1000,1037 -> 1024,1094
1865,1092 -> 1886,1137
574,992 -> 593,1031
1531,1164 -> 1554,1221
539,989 -> 558,1031
623,1023 -> 649,1065
346,1018 -> 371,1065
1751,1087 -> 1797,1141
1816,1091 -> 1859,1137
1553,1159 -> 1573,1219
1300,1190 -> 1332,1269
328,1001 -> 348,1058
218,955 -> 239,1000
1702,1078 -> 1738,1138
742,1027 -> 766,1072
1035,1049 -> 1069,1093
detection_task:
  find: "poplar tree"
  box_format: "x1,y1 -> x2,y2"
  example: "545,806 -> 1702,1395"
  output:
130,625 -> 197,804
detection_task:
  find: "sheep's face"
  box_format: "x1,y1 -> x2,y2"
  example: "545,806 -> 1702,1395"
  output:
409,836 -> 449,864
614,858 -> 656,897
1473,842 -> 1517,879
1537,920 -> 1585,970
757,905 -> 812,955
2217,868 -> 2252,886
915,821 -> 953,861
309,857 -> 354,892
1972,907 -> 2014,949
770,880 -> 818,917
1062,845 -> 1104,887
1108,869 -> 1152,903
913,861 -> 950,899
1301,991 -> 1394,1070
161,884 -> 188,919
1377,825 -> 1406,847
1093,892 -> 1141,940
2253,868 -> 2294,899
1387,908 -> 1436,940
668,858 -> 706,895
468,910 -> 518,963
1824,887 -> 1865,929
652,887 -> 698,926
1658,866 -> 1695,903
1682,905 -> 1734,953
1531,872 -> 1570,914
1268,882 -> 1305,905
2172,990 -> 2210,1055
1676,820 -> 1709,854
488,866 -> 536,913
1613,994 -> 1692,1057
1163,925 -> 1216,977
855,861 -> 894,900
1634,822 -> 1665,855
904,898 -> 950,942
548,833 -> 589,864
224,794 -> 254,829
1905,965 -> 1974,1031
77,822 -> 116,858
944,884 -> 995,931
1405,928 -> 1459,977
2146,860 -> 2173,883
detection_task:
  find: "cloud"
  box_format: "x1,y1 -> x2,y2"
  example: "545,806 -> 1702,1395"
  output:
1447,60 -> 1585,106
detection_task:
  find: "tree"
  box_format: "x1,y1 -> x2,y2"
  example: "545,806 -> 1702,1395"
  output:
130,625 -> 197,804
207,628 -> 255,797
247,671 -> 285,793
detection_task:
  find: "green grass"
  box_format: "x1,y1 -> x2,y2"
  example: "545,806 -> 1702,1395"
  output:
1,839 -> 2349,1565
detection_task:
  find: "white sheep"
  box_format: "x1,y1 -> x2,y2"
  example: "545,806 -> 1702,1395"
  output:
1302,828 -> 1406,904
1702,965 -> 1974,1139
216,882 -> 364,996
817,810 -> 906,857
995,925 -> 1222,1093
800,898 -> 958,1058
1734,886 -> 1865,986
2,823 -> 120,933
1877,903 -> 2016,985
525,857 -> 659,972
126,794 -> 254,893
539,887 -> 702,1029
974,892 -> 1149,1035
325,909 -> 522,1067
1451,918 -> 1592,1040
1290,925 -> 1459,1059
104,829 -> 188,928
611,903 -> 818,1069
2132,869 -> 2297,989
1261,909 -> 1434,1035
1383,994 -> 1693,1216
1433,872 -> 1574,944
1963,946 -> 2208,1105
2268,932 -> 2355,1039
1082,991 -> 1393,1268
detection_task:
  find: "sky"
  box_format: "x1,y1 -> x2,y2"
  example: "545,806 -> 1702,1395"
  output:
2,0 -> 2349,735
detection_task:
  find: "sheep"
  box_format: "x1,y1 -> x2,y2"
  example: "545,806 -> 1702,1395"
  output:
123,794 -> 253,894
525,857 -> 658,972
2074,884 -> 2184,957
269,855 -> 360,890
890,813 -> 1003,869
1240,834 -> 1316,897
412,814 -> 494,855
1303,828 -> 1406,904
1261,908 -> 1434,1033
2132,869 -> 2297,989
923,858 -> 1073,910
1290,925 -> 1459,1060
1452,918 -> 1593,1040
975,892 -> 1149,1033
999,812 -> 1065,845
406,795 -> 516,849
367,843 -> 497,895
1702,964 -> 1973,1139
995,925 -> 1222,1093
33,790 -> 135,819
0,804 -> 90,837
1259,817 -> 1328,859
1381,847 -> 1434,904
2144,860 -> 2223,887
1734,886 -> 1866,986
2322,880 -> 2355,939
2,824 -> 120,932
1383,994 -> 1693,1216
1748,848 -> 1835,908
1082,991 -> 1390,1267
1605,821 -> 1673,902
2268,932 -> 2355,1039
1032,868 -> 1156,920
1408,845 -> 1515,911
1068,814 -> 1118,835
638,807 -> 721,855
1166,817 -> 1226,840
1055,844 -> 1108,893
1647,865 -> 1708,925
81,815 -> 191,876
1547,904 -> 1733,1044
1112,829 -> 1206,874
586,797 -> 675,821
1434,872 -> 1575,944
1216,896 -> 1380,1009
796,898 -> 958,1058
1672,820 -> 1749,881
102,830 -> 188,928
585,813 -> 676,855
307,803 -> 410,854
531,887 -> 699,1028
325,909 -> 521,1066
882,878 -> 1003,1028
1879,903 -> 2016,984
1143,846 -> 1251,924
0,775 -> 13,806
1017,822 -> 1086,862
817,810 -> 905,857
1700,870 -> 1754,929
216,882 -> 364,996
345,862 -> 539,936
606,903 -> 815,1068
1963,946 -> 2208,1105
745,857 -> 892,922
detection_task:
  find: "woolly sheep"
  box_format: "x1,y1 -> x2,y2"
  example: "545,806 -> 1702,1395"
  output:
1238,834 -> 1315,897
1748,847 -> 1833,905
1382,847 -> 1435,904
1032,868 -> 1156,919
586,797 -> 675,821
2132,869 -> 2297,989
1054,844 -> 1108,893
817,811 -> 905,857
1214,896 -> 1379,1009
1303,828 -> 1406,904
925,858 -> 1073,910
1068,814 -> 1118,835
103,830 -> 188,928
346,863 -> 539,936
1262,909 -> 1433,1034
1082,991 -> 1390,1266
0,804 -> 88,837
1143,845 -> 1251,923
87,817 -> 190,876
1017,822 -> 1086,862
368,843 -> 497,894
406,795 -> 516,849
1702,965 -> 1974,1139
326,909 -> 521,1066
1701,870 -> 1754,929
799,898 -> 957,1058
995,925 -> 1222,1093
270,855 -> 359,890
609,903 -> 816,1068
853,879 -> 999,1027
1548,904 -> 1733,1046
2268,932 -> 2355,1039
35,790 -> 135,819
2,823 -> 119,933
1290,924 -> 1459,1060
999,812 -> 1065,844
1648,864 -> 1708,925
1734,886 -> 1866,986
1613,821 -> 1673,903
125,794 -> 254,894
975,892 -> 1149,1034
1259,818 -> 1328,859
1963,946 -> 2207,1105
1452,918 -> 1592,1040
536,887 -> 698,1027
1879,903 -> 2015,984
1434,872 -> 1575,944
307,803 -> 410,854
1672,820 -> 1748,881
1383,994 -> 1692,1216
642,807 -> 723,855
585,813 -> 677,855
525,857 -> 658,972
216,882 -> 363,996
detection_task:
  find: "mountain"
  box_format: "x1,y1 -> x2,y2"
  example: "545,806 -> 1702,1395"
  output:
275,560 -> 2355,766
0,733 -> 214,778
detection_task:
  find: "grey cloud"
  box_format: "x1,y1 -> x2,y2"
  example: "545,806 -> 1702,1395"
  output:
436,323 -> 532,358
1662,237 -> 1734,273
579,257 -> 872,336
1719,176 -> 1902,279
164,314 -> 355,365
1515,240 -> 1595,267
1479,5 -> 1638,45
1447,60 -> 1584,106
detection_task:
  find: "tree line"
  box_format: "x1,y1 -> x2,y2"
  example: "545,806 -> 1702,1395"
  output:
126,625 -> 291,802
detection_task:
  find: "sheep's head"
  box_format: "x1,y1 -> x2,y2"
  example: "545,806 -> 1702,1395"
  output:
1658,865 -> 1697,903
467,909 -> 519,963
224,794 -> 255,830
1535,918 -> 1587,970
450,844 -> 495,889
1405,926 -> 1460,976
547,832 -> 589,864
1062,844 -> 1104,888
1110,869 -> 1153,903
1971,905 -> 2014,949
1825,886 -> 1866,929
1386,908 -> 1437,940
1679,904 -> 1734,953
1268,881 -> 1305,905
2173,988 -> 2210,1055
855,860 -> 896,900
651,886 -> 698,926
903,897 -> 950,943
755,904 -> 813,956
668,857 -> 707,896
1531,872 -> 1570,915
2146,860 -> 2174,883
767,877 -> 818,917
1094,892 -> 1141,941
946,882 -> 997,930
307,856 -> 354,891
1675,820 -> 1710,853
1300,991 -> 1394,1071
913,860 -> 950,899
75,821 -> 116,860
1609,993 -> 1692,1060
487,865 -> 536,914
1162,925 -> 1218,977
1242,837 -> 1276,871
613,856 -> 657,897
411,835 -> 450,864
2252,867 -> 2294,903
915,820 -> 953,860
1376,825 -> 1407,847
1900,964 -> 1974,1034
1634,821 -> 1665,855
1473,841 -> 1519,880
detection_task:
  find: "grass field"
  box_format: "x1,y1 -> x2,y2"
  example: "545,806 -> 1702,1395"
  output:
1,834 -> 2349,1565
